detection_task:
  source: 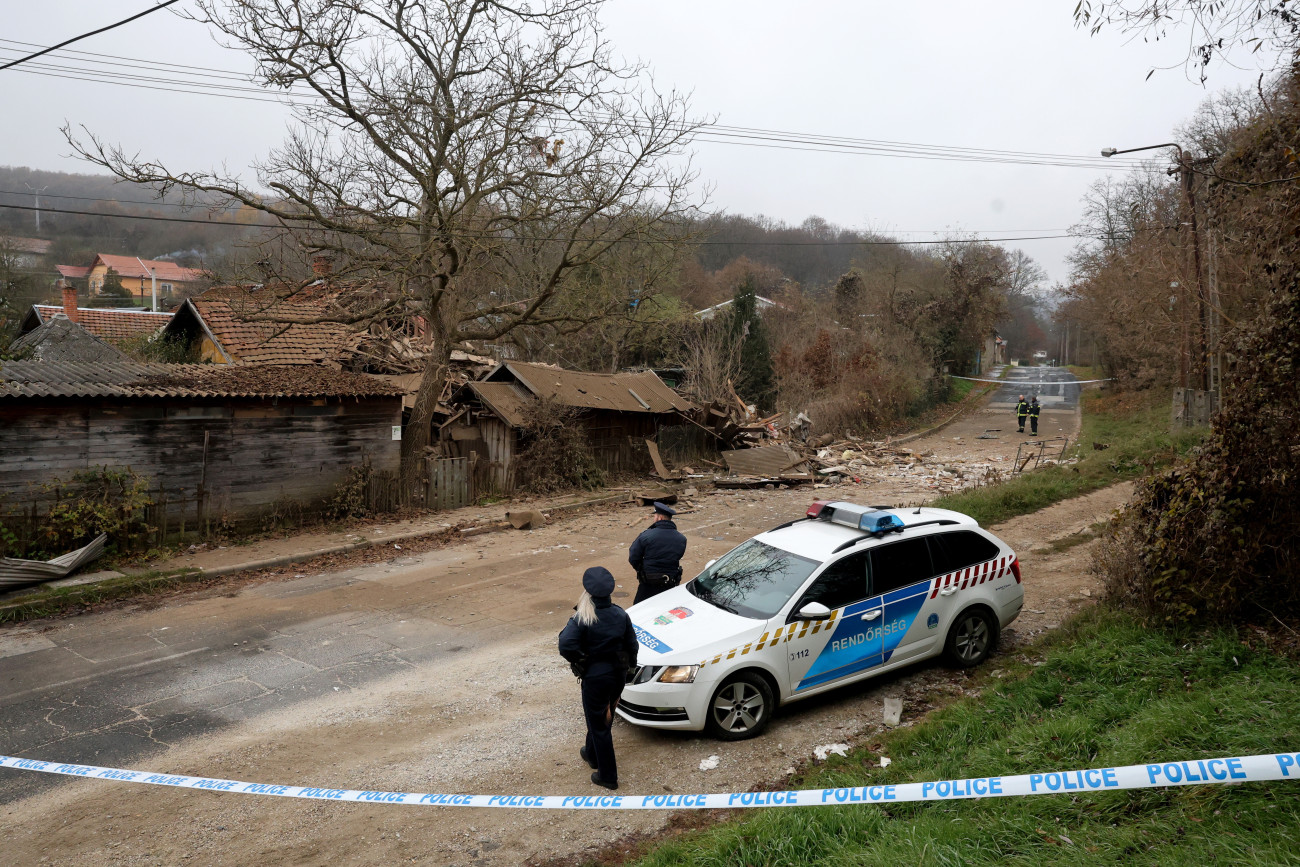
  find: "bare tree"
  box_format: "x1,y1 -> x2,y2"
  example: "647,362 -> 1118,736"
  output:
68,0 -> 706,483
1074,0 -> 1300,81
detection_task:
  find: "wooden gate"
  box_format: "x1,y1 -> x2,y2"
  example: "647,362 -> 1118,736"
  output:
426,457 -> 470,511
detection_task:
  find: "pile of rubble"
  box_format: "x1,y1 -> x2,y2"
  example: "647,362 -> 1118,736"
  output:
800,440 -> 1009,494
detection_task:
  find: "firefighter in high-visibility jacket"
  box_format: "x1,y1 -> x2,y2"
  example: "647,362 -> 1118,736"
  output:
1028,396 -> 1041,436
1015,394 -> 1029,433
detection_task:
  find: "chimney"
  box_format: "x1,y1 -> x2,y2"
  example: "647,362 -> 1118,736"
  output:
58,279 -> 79,323
311,255 -> 334,278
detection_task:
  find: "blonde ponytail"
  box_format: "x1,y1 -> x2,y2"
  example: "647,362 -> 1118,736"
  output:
574,590 -> 597,626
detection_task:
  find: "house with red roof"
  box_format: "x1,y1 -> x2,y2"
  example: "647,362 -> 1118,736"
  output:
55,253 -> 208,307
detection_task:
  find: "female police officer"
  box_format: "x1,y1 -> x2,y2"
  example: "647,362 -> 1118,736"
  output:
558,566 -> 638,790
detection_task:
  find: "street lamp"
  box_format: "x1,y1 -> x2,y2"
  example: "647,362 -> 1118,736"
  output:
1101,142 -> 1210,397
1100,143 -> 1184,160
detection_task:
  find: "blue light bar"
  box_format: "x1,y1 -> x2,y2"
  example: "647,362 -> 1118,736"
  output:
859,511 -> 905,535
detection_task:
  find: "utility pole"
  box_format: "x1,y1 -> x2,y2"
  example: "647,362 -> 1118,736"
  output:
1102,143 -> 1214,393
24,183 -> 49,232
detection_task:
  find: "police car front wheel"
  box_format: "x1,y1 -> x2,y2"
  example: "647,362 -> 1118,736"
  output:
944,608 -> 997,668
705,672 -> 774,741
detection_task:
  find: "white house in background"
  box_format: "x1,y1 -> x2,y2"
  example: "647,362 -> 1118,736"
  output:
694,295 -> 782,321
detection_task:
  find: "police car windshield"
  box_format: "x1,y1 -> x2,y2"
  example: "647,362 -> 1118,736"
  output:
688,539 -> 819,620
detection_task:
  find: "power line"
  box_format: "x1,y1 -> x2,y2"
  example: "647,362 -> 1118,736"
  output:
0,201 -> 1092,246
0,187 -> 1078,234
0,1 -> 182,72
0,40 -> 1148,171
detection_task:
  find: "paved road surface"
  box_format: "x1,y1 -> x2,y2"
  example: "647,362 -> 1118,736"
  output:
987,365 -> 1080,412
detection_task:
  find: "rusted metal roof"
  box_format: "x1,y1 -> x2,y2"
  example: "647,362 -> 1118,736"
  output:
0,360 -> 405,400
490,362 -> 692,414
466,380 -> 535,427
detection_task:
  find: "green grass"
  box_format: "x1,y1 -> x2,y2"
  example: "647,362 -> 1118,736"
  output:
930,389 -> 1205,526
631,610 -> 1300,866
947,377 -> 978,402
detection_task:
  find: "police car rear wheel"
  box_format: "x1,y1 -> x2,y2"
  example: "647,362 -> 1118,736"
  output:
945,608 -> 996,668
705,672 -> 774,741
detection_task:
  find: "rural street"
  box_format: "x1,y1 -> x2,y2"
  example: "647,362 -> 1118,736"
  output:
0,370 -> 1115,865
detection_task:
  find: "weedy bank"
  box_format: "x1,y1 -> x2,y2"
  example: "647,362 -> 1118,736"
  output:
629,610 -> 1300,867
932,387 -> 1204,526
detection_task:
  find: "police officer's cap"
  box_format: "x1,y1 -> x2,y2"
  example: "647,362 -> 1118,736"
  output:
652,501 -> 676,517
582,566 -> 616,597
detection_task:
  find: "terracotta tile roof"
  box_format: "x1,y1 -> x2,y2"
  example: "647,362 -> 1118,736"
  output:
55,265 -> 93,279
184,291 -> 362,366
93,254 -> 206,283
0,361 -> 405,400
31,306 -> 172,341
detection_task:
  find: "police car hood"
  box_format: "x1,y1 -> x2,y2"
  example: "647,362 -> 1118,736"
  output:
628,585 -> 763,662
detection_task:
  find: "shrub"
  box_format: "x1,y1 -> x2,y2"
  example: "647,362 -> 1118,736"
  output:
513,400 -> 606,495
1100,286 -> 1300,624
36,467 -> 155,557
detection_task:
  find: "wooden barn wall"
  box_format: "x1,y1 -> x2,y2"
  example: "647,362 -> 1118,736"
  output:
0,396 -> 402,521
580,411 -> 660,476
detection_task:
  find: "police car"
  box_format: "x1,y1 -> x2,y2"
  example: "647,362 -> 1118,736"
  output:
616,501 -> 1022,740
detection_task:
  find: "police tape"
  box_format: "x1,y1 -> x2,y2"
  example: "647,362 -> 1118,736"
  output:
948,375 -> 1114,385
3,752 -> 1299,810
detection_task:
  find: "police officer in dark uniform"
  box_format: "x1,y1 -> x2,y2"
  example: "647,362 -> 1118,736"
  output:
1028,396 -> 1041,436
629,501 -> 688,605
1015,394 -> 1029,433
558,566 -> 638,790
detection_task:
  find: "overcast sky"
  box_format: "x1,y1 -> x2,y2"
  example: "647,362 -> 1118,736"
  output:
0,1 -> 1280,284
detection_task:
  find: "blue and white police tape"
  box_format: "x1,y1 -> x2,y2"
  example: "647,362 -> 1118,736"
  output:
3,752 -> 1298,809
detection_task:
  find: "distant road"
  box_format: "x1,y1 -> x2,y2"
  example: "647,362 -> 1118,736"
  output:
987,366 -> 1080,411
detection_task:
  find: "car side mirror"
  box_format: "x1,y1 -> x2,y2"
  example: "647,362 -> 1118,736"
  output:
704,559 -> 717,569
795,601 -> 832,621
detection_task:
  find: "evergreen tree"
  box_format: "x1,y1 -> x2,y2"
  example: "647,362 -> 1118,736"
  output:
728,276 -> 777,411
89,268 -> 136,308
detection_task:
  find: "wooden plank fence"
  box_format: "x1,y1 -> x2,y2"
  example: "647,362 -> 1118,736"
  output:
427,456 -> 470,511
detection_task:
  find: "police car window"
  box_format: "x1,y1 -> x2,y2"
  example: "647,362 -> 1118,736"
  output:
797,552 -> 869,612
868,538 -> 934,596
687,539 -> 819,620
928,531 -> 1000,575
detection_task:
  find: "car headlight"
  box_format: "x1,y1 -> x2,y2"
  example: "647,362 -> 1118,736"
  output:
632,665 -> 661,685
657,665 -> 700,684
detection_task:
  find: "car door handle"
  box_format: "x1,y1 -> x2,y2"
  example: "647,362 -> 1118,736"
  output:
940,587 -> 957,597
861,609 -> 881,621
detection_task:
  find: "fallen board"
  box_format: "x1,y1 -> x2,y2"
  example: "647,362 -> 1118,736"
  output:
719,443 -> 808,477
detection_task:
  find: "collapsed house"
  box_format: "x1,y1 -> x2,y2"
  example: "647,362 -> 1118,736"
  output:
162,284 -> 495,413
443,362 -> 695,492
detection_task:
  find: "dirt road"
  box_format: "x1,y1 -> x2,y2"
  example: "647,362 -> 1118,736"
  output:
0,371 -> 1126,866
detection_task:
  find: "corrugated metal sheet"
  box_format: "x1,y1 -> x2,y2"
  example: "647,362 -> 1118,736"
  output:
467,381 -> 534,428
720,443 -> 808,477
0,360 -> 406,399
491,362 -> 692,415
0,533 -> 106,590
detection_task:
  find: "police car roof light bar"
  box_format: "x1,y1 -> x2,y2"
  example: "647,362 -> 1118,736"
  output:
806,501 -> 833,519
860,511 -> 906,536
